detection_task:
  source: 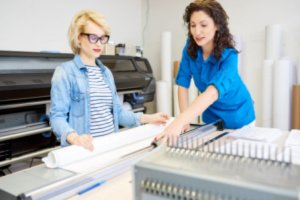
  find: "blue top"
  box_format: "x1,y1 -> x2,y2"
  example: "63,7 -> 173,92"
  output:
50,55 -> 142,146
176,40 -> 255,129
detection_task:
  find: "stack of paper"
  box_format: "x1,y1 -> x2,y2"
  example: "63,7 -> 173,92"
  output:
228,127 -> 283,143
282,129 -> 300,165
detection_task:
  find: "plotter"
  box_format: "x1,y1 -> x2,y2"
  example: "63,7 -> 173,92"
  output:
0,51 -> 156,174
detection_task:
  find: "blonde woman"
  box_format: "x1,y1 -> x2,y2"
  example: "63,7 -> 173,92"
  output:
50,10 -> 169,151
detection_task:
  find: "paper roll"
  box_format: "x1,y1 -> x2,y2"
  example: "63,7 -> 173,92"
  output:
156,80 -> 172,116
161,31 -> 172,84
272,59 -> 292,131
189,78 -> 199,123
265,24 -> 282,60
42,121 -> 173,169
233,35 -> 244,80
173,85 -> 180,117
292,85 -> 300,129
262,60 -> 274,127
297,59 -> 300,84
159,31 -> 173,115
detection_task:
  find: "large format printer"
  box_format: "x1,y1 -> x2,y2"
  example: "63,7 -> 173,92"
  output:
0,51 -> 156,175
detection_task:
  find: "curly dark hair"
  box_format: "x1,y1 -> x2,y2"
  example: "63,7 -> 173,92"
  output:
183,0 -> 237,60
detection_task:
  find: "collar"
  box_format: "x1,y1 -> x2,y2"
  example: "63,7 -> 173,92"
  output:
197,48 -> 217,65
73,54 -> 106,72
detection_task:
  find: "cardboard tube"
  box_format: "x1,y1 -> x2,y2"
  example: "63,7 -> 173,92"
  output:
292,85 -> 300,129
173,61 -> 180,79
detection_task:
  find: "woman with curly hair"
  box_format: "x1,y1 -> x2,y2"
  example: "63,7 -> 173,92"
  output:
156,0 -> 255,144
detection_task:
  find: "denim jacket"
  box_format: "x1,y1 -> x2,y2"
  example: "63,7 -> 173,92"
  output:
50,54 -> 142,146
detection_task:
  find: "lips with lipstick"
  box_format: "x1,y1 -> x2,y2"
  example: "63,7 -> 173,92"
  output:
93,49 -> 102,53
195,36 -> 205,43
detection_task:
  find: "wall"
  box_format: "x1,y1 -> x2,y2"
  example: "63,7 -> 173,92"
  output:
1,0 -> 300,123
142,0 -> 300,126
0,0 -> 142,53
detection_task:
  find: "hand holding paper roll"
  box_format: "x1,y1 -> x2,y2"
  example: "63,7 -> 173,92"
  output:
141,112 -> 170,125
67,132 -> 94,152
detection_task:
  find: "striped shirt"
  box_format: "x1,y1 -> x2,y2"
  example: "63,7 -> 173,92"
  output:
87,66 -> 114,136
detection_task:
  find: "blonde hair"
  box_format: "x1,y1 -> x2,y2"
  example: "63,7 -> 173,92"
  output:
68,10 -> 111,54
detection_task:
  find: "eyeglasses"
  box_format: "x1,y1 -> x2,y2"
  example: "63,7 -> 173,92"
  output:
81,33 -> 110,44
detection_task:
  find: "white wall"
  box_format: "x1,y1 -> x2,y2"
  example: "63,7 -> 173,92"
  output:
0,0 -> 142,53
1,0 -> 300,123
142,0 -> 300,126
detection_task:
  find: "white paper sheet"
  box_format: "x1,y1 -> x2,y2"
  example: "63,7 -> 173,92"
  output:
278,146 -> 300,165
282,129 -> 300,165
42,120 -> 173,169
285,129 -> 300,146
228,127 -> 283,143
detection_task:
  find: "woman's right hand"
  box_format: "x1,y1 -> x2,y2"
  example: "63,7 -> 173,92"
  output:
67,132 -> 94,151
182,124 -> 190,132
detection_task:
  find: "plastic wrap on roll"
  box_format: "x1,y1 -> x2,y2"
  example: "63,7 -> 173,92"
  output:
262,60 -> 274,127
156,80 -> 172,116
265,24 -> 282,60
272,59 -> 292,131
292,85 -> 300,129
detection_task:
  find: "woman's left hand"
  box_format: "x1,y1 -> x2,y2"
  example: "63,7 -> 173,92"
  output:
140,112 -> 170,125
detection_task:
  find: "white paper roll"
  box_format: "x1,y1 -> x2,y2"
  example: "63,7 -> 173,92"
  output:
233,35 -> 245,80
262,59 -> 274,128
156,80 -> 172,116
272,59 -> 292,131
297,59 -> 300,84
265,24 -> 282,60
42,121 -> 173,169
161,31 -> 172,84
173,85 -> 180,117
189,78 -> 199,123
159,31 -> 173,115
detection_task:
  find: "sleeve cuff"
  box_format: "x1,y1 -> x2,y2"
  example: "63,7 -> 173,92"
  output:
134,112 -> 143,126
